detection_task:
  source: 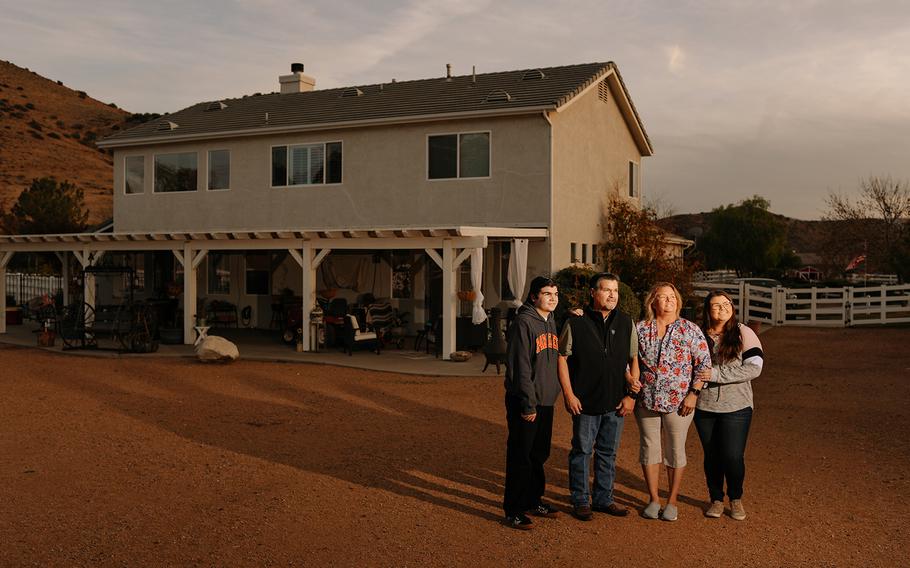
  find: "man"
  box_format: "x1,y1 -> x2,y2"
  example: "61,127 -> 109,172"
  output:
502,276 -> 562,530
558,273 -> 639,521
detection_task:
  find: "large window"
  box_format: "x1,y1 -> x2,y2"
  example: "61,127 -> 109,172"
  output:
208,253 -> 231,295
208,149 -> 230,190
154,152 -> 198,193
125,155 -> 144,194
272,142 -> 342,186
428,132 -> 490,179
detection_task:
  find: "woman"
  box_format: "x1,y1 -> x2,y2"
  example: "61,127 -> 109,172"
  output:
694,291 -> 764,521
635,282 -> 711,521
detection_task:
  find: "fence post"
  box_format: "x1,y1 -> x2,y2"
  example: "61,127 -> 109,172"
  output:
739,282 -> 747,318
844,286 -> 852,327
881,284 -> 888,323
775,286 -> 784,326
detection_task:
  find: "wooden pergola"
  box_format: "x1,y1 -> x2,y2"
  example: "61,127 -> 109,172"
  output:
0,226 -> 546,359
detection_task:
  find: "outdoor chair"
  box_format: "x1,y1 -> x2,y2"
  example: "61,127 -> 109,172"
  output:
366,301 -> 397,345
343,314 -> 380,355
414,317 -> 442,358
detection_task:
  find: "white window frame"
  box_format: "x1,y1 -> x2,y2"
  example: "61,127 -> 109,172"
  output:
426,130 -> 492,181
123,154 -> 145,195
207,252 -> 232,296
270,141 -> 343,188
628,160 -> 640,199
206,149 -> 231,191
153,151 -> 199,194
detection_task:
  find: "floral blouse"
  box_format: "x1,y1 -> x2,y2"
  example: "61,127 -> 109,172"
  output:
636,318 -> 712,414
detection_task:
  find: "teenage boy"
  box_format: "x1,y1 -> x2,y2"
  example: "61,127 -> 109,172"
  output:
502,276 -> 562,530
558,273 -> 639,521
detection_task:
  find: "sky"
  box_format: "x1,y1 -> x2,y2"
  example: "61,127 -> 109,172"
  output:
2,0 -> 908,220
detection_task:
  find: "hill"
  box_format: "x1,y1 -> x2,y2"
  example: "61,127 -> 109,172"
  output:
658,212 -> 835,259
0,60 -> 136,226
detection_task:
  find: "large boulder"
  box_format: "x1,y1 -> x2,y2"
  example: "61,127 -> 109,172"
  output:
195,335 -> 239,363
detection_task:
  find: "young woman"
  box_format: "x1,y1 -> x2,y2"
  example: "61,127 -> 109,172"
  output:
694,291 -> 764,521
634,282 -> 711,521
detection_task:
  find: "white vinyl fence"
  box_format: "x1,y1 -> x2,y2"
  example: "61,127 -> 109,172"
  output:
692,282 -> 910,327
4,273 -> 64,305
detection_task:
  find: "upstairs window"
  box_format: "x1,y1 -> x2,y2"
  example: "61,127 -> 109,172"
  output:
428,132 -> 490,179
272,142 -> 342,186
154,152 -> 198,193
208,149 -> 230,190
125,155 -> 145,194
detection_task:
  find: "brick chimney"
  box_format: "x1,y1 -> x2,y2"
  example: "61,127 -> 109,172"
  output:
279,63 -> 316,94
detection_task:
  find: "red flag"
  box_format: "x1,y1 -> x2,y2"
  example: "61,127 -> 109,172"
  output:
846,254 -> 866,271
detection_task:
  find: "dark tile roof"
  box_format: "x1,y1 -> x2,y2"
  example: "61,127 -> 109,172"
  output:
101,62 -> 640,146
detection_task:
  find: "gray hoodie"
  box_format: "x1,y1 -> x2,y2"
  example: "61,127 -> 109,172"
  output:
504,303 -> 561,415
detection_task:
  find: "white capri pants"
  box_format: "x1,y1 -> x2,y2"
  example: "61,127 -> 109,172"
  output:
635,406 -> 694,468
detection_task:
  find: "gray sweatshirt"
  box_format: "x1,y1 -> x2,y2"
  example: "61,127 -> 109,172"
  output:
697,323 -> 764,413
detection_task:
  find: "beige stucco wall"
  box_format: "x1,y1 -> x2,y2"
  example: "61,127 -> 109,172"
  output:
549,80 -> 645,272
112,115 -> 551,233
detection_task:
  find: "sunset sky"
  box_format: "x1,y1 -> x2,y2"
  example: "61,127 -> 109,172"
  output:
2,0 -> 908,219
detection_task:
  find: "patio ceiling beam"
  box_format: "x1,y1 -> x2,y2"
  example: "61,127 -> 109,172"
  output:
312,248 -> 331,269
424,248 -> 443,269
453,247 -> 472,269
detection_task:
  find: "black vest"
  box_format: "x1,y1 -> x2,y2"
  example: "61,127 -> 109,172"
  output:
566,308 -> 633,415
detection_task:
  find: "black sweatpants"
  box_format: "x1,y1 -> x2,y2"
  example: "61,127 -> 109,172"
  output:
503,395 -> 554,517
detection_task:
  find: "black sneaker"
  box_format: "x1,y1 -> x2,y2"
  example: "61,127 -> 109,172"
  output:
528,503 -> 559,518
504,513 -> 534,530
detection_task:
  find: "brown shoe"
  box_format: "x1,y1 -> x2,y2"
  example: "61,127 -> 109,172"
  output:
592,502 -> 629,517
572,504 -> 593,521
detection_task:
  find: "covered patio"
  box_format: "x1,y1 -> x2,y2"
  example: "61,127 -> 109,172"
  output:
0,226 -> 546,360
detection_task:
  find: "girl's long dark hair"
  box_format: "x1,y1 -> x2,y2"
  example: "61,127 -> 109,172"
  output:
701,291 -> 742,364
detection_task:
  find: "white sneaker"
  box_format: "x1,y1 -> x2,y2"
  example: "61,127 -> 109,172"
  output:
705,500 -> 724,518
730,499 -> 747,521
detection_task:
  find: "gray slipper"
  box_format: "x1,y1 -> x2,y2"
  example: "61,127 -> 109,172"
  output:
661,503 -> 678,521
642,501 -> 661,519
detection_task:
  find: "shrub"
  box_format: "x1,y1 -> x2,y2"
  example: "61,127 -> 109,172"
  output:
553,265 -> 642,324
24,102 -> 34,110
48,132 -> 60,139
27,119 -> 41,131
76,90 -> 87,99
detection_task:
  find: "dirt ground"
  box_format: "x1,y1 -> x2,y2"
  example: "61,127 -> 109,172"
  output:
1,326 -> 907,567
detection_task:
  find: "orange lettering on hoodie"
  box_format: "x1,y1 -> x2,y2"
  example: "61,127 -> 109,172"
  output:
535,333 -> 559,354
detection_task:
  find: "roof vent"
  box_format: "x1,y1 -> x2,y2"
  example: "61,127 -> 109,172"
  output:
484,89 -> 512,103
156,121 -> 179,131
597,79 -> 609,103
522,69 -> 546,81
341,87 -> 364,98
205,101 -> 228,111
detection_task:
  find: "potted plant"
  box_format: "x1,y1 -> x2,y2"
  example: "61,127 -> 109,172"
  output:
456,290 -> 477,302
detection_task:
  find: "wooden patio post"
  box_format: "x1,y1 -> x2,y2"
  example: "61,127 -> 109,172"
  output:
441,240 -> 457,359
0,251 -> 13,334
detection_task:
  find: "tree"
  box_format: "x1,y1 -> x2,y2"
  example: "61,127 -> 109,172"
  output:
9,177 -> 89,234
599,196 -> 696,299
698,196 -> 793,276
823,175 -> 910,278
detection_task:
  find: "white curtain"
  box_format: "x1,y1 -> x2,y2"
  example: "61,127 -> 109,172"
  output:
470,248 -> 486,324
507,238 -> 529,307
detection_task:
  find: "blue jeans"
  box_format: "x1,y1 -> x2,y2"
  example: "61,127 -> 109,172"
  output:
694,407 -> 753,501
568,412 -> 624,507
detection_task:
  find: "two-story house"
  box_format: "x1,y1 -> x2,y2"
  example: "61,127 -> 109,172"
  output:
0,61 -> 652,358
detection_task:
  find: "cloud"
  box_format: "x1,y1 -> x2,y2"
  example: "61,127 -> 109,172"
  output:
666,44 -> 685,74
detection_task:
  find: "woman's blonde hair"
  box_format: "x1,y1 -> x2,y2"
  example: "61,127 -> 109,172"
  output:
644,281 -> 683,321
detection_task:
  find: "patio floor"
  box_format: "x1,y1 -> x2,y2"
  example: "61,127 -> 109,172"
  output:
0,321 -> 498,377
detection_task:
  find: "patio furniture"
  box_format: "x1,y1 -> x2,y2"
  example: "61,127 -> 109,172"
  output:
414,317 -> 442,358
343,314 -> 380,355
206,300 -> 238,328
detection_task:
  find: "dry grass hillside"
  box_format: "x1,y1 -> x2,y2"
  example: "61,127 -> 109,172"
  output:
0,60 -> 136,226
